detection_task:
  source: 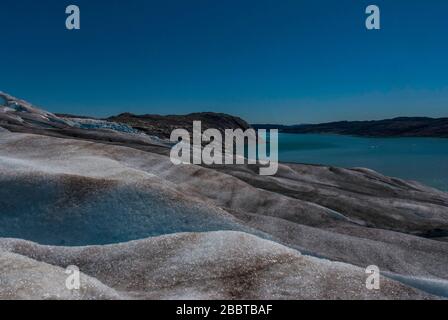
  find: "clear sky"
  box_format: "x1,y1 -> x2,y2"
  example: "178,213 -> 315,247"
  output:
1,0 -> 447,124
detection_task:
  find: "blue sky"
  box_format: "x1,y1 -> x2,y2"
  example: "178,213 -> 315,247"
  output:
1,0 -> 447,124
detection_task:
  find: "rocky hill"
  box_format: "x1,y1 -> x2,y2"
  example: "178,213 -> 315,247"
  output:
108,112 -> 251,139
254,117 -> 448,138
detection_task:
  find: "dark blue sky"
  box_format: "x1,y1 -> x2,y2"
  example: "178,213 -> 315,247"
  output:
1,0 -> 447,124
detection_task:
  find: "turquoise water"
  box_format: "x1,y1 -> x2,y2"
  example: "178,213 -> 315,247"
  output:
278,133 -> 448,191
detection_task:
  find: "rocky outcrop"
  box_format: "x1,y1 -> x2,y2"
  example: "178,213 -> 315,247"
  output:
107,112 -> 251,139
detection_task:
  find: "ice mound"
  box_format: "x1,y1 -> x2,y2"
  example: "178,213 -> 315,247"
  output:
65,117 -> 142,134
0,250 -> 122,300
385,272 -> 448,299
0,171 -> 259,246
1,131 -> 448,288
0,92 -> 155,139
0,92 -> 71,129
0,231 -> 435,300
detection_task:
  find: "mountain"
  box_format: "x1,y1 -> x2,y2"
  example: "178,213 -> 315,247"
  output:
254,117 -> 448,138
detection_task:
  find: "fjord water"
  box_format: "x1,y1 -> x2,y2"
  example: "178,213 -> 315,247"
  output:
278,133 -> 448,191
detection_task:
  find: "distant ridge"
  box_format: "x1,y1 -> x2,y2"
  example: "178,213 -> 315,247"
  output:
253,117 -> 448,138
108,112 -> 251,138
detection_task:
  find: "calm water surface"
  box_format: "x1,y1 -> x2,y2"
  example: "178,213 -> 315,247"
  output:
277,133 -> 448,191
